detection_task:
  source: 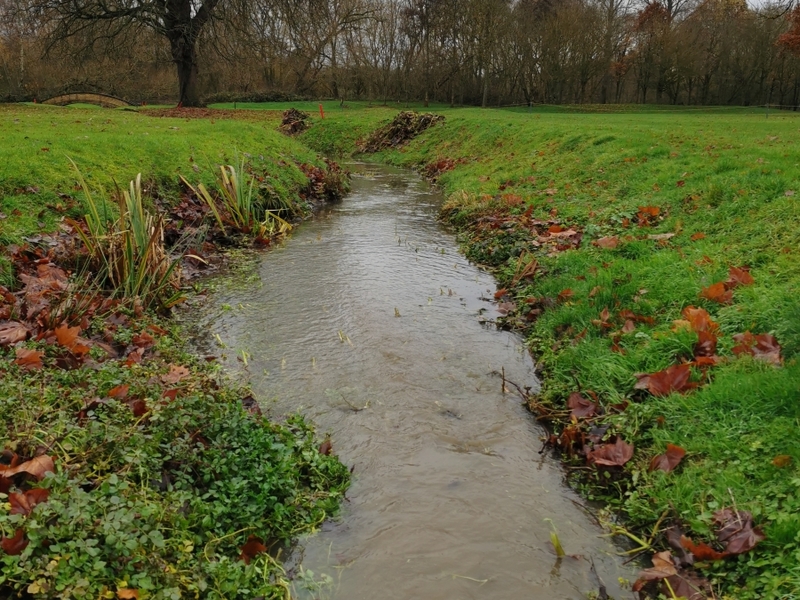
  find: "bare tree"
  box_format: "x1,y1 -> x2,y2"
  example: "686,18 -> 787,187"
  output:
26,0 -> 235,105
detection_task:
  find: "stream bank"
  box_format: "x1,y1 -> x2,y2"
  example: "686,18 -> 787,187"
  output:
0,104 -> 352,598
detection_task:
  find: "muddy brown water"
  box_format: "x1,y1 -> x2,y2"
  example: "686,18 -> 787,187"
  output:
185,164 -> 633,599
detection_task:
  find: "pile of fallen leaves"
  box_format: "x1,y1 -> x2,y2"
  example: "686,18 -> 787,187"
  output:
358,111 -> 445,153
299,159 -> 350,204
280,108 -> 311,135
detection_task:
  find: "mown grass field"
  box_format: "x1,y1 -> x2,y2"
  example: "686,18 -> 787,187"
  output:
297,105 -> 800,599
0,104 -> 325,284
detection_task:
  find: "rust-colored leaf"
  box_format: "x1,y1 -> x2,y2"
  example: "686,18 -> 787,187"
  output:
319,439 -> 333,456
240,535 -> 267,564
733,332 -> 782,365
14,347 -> 44,370
54,324 -> 81,348
694,330 -> 718,358
587,437 -> 634,467
772,455 -> 792,467
639,205 -> 661,217
682,306 -> 718,333
713,508 -> 766,555
594,236 -> 619,249
567,392 -> 597,419
680,535 -> 729,561
108,384 -> 130,399
9,488 -> 50,516
117,589 -> 140,599
131,331 -> 156,349
0,529 -> 28,555
635,364 -> 694,397
690,232 -> 706,241
753,334 -> 782,365
161,364 -> 190,384
732,331 -> 756,356
0,455 -> 55,481
494,288 -> 508,300
726,266 -> 754,288
129,399 -> 148,417
0,321 -> 30,346
649,443 -> 686,473
622,319 -> 636,333
557,289 -> 574,303
700,282 -> 732,304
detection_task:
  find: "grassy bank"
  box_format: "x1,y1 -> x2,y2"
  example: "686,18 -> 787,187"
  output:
299,105 -> 800,598
0,104 -> 350,597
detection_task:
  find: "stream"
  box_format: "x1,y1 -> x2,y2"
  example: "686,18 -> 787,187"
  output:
184,164 -> 633,599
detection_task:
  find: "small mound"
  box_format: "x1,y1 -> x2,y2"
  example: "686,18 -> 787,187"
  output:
280,108 -> 311,135
359,111 -> 444,153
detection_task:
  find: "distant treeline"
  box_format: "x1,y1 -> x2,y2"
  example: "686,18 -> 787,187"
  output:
2,0 -> 800,107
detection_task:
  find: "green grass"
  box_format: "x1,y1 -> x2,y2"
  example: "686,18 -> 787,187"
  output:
297,104 -> 800,598
4,100 -> 799,598
0,103 -> 350,597
0,104 -> 321,255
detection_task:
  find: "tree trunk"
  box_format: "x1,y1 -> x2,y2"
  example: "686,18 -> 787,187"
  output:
170,36 -> 201,107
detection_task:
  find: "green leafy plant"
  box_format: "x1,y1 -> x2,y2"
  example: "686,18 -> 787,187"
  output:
70,159 -> 184,310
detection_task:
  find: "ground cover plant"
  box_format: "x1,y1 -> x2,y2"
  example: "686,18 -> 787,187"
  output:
0,103 -> 351,596
298,104 -> 800,599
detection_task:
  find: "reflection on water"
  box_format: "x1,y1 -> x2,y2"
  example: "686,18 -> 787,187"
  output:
183,164 -> 633,599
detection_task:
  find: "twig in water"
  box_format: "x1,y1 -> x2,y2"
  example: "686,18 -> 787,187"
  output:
447,574 -> 490,586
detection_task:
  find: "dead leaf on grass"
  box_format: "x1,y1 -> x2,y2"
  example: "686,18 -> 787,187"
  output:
726,266 -> 754,288
0,455 -> 55,480
700,282 -> 732,304
0,321 -> 30,346
587,437 -> 634,467
713,508 -> 766,555
772,455 -> 792,467
14,347 -> 44,370
567,392 -> 597,419
632,551 -> 677,591
161,364 -> 190,384
635,364 -> 694,396
9,489 -> 50,516
594,236 -> 619,249
732,332 -> 782,365
649,443 -> 686,473
682,306 -> 718,333
0,529 -> 28,555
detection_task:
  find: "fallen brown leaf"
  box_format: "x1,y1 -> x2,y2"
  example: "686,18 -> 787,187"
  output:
240,535 -> 267,564
649,443 -> 687,473
14,347 -> 44,370
587,437 -> 634,467
0,321 -> 30,346
0,455 -> 55,480
567,392 -> 597,419
700,282 -> 732,304
0,529 -> 28,555
9,488 -> 50,516
161,364 -> 190,384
